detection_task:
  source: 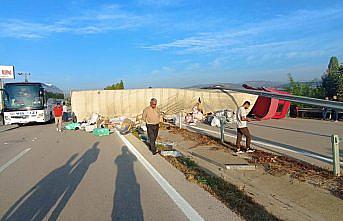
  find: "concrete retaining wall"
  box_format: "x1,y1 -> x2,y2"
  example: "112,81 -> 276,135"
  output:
71,88 -> 258,120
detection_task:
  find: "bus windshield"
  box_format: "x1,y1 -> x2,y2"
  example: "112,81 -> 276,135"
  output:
4,84 -> 44,110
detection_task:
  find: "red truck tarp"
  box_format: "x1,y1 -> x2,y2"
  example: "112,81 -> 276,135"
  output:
242,84 -> 291,120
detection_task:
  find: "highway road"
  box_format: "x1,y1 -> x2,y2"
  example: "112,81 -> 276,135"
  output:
185,118 -> 343,169
0,124 -> 239,221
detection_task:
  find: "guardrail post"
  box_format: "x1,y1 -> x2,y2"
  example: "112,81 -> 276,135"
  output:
220,116 -> 225,143
179,112 -> 182,129
331,134 -> 340,176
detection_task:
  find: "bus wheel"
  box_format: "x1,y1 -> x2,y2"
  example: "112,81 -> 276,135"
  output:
0,114 -> 4,126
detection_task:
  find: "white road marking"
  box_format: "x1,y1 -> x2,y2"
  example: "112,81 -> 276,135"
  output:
185,124 -> 343,166
116,131 -> 204,221
0,148 -> 31,174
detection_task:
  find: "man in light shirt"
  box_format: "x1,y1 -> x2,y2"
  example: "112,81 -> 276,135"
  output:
142,98 -> 162,155
62,102 -> 68,122
236,101 -> 255,153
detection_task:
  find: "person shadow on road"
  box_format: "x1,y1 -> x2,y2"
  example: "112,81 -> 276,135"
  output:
1,142 -> 100,221
112,146 -> 144,221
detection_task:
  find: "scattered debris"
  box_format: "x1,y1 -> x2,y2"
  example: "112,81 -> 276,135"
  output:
210,116 -> 221,127
85,125 -> 97,132
65,123 -> 81,130
117,118 -> 135,134
160,150 -> 182,157
92,128 -> 110,137
64,113 -> 138,137
225,164 -> 257,171
88,113 -> 99,125
156,141 -> 174,148
139,134 -> 149,142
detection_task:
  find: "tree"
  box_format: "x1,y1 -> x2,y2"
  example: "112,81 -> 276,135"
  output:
104,80 -> 125,90
322,56 -> 343,99
118,80 -> 124,89
285,73 -> 324,99
328,56 -> 340,73
336,67 -> 343,101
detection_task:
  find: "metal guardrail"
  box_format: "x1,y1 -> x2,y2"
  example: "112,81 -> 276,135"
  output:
331,135 -> 341,176
199,84 -> 342,176
200,84 -> 343,110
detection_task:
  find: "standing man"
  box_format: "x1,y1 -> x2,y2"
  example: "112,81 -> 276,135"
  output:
142,98 -> 161,155
322,97 -> 329,120
53,102 -> 63,132
62,102 -> 68,122
235,101 -> 255,153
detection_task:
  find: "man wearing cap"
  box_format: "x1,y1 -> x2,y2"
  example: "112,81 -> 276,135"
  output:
142,98 -> 162,155
235,101 -> 255,153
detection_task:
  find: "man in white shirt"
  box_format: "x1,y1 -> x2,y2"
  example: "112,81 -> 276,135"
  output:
236,101 -> 254,153
62,102 -> 68,122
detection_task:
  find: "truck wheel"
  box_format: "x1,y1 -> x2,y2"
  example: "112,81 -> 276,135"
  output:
0,114 -> 4,126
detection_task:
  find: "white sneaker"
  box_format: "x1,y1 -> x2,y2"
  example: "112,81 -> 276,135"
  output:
56,128 -> 59,132
235,149 -> 244,154
246,148 -> 256,153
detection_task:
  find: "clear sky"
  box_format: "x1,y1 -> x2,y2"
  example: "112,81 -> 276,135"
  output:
1,0 -> 342,91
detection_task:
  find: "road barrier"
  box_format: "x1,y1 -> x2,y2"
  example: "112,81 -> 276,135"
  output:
201,84 -> 343,110
202,84 -> 343,176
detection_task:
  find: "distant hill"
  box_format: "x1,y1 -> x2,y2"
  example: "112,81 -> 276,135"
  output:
185,83 -> 242,89
43,83 -> 64,94
242,81 -> 287,89
186,80 -> 322,91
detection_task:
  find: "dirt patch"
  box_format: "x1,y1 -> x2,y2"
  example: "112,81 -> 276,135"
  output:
168,126 -> 232,148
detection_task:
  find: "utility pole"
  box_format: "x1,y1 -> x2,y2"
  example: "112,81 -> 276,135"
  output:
17,72 -> 31,82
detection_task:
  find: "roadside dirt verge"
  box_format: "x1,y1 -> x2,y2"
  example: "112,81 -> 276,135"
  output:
152,124 -> 343,221
165,125 -> 343,200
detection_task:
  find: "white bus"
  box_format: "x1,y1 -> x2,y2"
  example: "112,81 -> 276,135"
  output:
2,82 -> 64,125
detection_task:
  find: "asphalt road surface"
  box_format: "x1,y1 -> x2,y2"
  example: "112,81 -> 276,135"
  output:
0,124 -> 240,221
186,118 -> 343,168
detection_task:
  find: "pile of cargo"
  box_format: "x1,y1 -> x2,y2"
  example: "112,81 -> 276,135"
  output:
64,113 -> 135,136
166,108 -> 236,128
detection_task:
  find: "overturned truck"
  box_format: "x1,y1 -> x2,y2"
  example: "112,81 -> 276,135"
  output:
71,88 -> 258,121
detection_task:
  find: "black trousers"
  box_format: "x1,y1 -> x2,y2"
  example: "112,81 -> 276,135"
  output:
147,124 -> 159,152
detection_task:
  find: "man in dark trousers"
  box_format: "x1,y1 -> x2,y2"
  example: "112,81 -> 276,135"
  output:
235,101 -> 255,153
142,98 -> 161,155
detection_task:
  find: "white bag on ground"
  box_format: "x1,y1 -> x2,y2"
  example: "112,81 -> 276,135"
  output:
89,113 -> 99,125
211,116 -> 221,127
